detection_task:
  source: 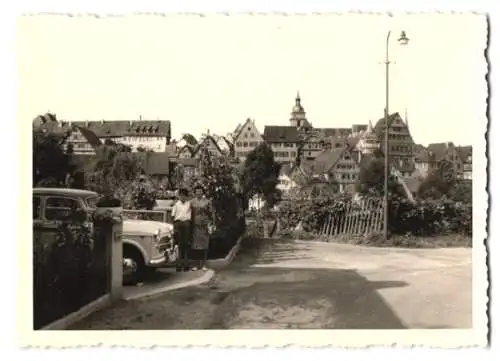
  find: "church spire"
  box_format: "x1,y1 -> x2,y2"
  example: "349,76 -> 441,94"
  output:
404,108 -> 409,128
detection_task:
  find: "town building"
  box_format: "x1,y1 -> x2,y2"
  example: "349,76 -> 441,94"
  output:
232,118 -> 265,162
373,111 -> 415,177
457,146 -> 473,180
68,118 -> 171,154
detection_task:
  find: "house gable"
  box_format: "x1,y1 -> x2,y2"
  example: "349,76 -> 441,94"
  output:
193,135 -> 223,158
233,118 -> 263,144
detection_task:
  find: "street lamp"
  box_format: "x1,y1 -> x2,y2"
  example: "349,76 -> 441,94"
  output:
383,30 -> 409,241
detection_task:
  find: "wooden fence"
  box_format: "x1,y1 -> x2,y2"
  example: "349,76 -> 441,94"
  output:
319,198 -> 384,238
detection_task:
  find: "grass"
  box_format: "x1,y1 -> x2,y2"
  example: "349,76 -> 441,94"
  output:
277,230 -> 472,248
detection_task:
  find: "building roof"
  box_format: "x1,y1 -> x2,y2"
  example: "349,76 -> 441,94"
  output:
318,127 -> 351,138
427,142 -> 454,161
373,112 -> 403,134
263,126 -> 299,143
144,152 -> 170,175
75,126 -> 102,147
71,120 -> 171,138
312,148 -> 345,174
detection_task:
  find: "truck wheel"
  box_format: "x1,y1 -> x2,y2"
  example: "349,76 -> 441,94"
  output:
123,246 -> 146,285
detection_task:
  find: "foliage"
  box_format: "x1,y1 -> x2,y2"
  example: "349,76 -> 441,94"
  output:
129,178 -> 157,210
388,196 -> 472,237
447,180 -> 473,204
33,127 -> 74,187
418,160 -> 457,199
33,212 -> 110,329
241,143 -> 281,209
181,133 -> 198,146
276,192 -> 472,241
355,157 -> 406,198
188,146 -> 246,258
85,143 -> 151,207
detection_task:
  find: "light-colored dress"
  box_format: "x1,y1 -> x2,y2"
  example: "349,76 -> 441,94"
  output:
191,197 -> 214,250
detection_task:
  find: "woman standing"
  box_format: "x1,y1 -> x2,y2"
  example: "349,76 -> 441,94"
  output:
190,184 -> 215,271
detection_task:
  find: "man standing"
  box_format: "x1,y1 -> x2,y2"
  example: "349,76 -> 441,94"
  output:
171,188 -> 192,272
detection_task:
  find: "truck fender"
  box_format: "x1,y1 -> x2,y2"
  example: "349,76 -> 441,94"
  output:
122,238 -> 148,262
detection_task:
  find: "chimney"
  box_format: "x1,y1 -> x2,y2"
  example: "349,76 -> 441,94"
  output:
101,119 -> 104,125
139,114 -> 142,121
85,120 -> 89,127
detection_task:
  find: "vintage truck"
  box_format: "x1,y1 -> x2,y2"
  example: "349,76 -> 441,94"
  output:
33,188 -> 179,285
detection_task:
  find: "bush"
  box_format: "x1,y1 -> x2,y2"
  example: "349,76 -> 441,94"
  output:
276,193 -> 472,241
389,196 -> 472,237
33,215 -> 111,329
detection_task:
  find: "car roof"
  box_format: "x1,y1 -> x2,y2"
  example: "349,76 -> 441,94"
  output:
33,188 -> 98,198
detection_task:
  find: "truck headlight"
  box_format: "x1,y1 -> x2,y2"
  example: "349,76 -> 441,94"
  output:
154,229 -> 161,243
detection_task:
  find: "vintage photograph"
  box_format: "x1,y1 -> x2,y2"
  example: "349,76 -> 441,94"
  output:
18,13 -> 487,346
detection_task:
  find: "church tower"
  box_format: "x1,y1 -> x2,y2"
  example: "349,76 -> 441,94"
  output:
289,92 -> 312,129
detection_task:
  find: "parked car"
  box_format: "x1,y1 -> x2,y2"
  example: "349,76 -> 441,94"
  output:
32,188 -> 179,285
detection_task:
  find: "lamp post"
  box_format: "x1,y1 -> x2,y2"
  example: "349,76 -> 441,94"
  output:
383,30 -> 409,241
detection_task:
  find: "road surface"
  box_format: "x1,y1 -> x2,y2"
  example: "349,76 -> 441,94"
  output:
71,237 -> 472,329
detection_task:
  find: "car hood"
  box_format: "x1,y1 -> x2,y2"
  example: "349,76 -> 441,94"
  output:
122,219 -> 173,237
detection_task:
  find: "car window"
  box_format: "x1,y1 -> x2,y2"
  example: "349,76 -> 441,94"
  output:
33,196 -> 41,219
45,197 -> 81,221
85,196 -> 100,209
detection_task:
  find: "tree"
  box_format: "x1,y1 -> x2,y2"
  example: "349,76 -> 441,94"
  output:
85,142 -> 146,204
192,146 -> 243,228
418,160 -> 456,199
181,133 -> 198,146
241,143 -> 281,209
356,157 -> 406,197
33,127 -> 74,187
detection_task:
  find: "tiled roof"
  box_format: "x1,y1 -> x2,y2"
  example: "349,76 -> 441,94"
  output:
71,120 -> 171,138
413,144 -> 434,163
313,148 -> 345,174
318,127 -> 351,138
263,126 -> 299,143
75,126 -> 102,147
373,112 -> 402,134
427,142 -> 454,161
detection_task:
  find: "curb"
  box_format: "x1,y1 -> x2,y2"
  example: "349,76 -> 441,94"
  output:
123,269 -> 215,301
206,235 -> 244,270
42,294 -> 111,330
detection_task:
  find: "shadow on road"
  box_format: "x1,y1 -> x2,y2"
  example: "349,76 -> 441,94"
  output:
209,266 -> 408,329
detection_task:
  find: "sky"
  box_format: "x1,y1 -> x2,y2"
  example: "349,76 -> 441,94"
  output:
17,13 -> 486,146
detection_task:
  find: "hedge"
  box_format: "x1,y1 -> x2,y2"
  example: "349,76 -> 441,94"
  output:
33,216 -> 110,329
276,195 -> 472,238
